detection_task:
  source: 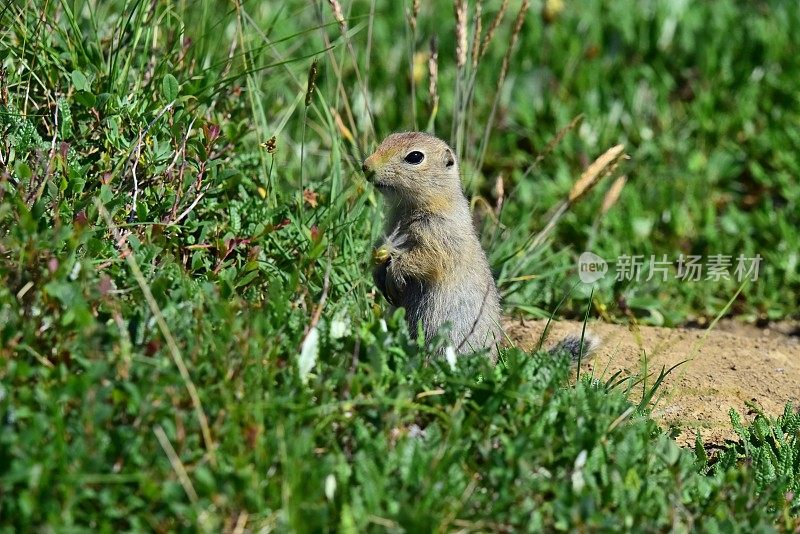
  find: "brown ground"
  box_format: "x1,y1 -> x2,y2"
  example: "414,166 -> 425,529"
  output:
505,318 -> 800,447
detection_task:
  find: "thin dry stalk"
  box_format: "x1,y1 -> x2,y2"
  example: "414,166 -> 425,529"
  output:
454,0 -> 468,68
586,173 -> 628,250
327,0 -> 346,31
470,0 -> 482,69
29,101 -> 59,205
365,0 -> 376,96
118,101 -> 174,206
309,260 -> 331,330
511,144 -> 628,274
474,0 -> 529,176
460,0 -> 484,147
409,0 -> 420,32
232,513 -> 249,534
362,0 -> 377,159
332,106 -> 355,144
505,0 -> 529,74
237,6 -> 356,185
490,115 -> 584,247
167,117 -> 196,221
240,9 -> 302,89
169,139 -> 211,225
524,200 -> 569,255
130,141 -> 142,218
154,425 -> 199,504
172,186 -> 208,225
427,36 -> 439,130
96,199 -> 216,465
493,173 -> 504,214
469,195 -> 501,226
524,115 -> 584,179
207,37 -> 238,115
479,0 -> 509,59
569,144 -> 627,202
300,59 -> 319,223
465,0 -> 508,166
0,67 -> 8,107
601,174 -> 627,215
452,0 -> 468,156
316,31 -> 360,150
300,259 -> 332,350
310,2 -> 362,154
407,0 -> 422,128
325,0 -> 377,144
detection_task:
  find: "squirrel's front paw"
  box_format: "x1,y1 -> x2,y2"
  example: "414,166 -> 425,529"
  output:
372,245 -> 391,265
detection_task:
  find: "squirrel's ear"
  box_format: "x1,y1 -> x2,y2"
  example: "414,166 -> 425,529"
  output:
444,149 -> 455,168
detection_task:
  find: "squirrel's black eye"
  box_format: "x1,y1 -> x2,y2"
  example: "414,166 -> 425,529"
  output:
404,151 -> 425,164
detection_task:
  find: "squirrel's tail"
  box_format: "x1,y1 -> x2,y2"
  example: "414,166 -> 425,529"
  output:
548,331 -> 600,365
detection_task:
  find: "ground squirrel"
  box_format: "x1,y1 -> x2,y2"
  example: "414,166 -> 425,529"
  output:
363,131 -> 597,362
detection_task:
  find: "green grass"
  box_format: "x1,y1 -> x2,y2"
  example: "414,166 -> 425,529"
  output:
1,0 -> 799,530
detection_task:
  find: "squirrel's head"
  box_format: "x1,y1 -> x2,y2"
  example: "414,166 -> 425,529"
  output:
362,132 -> 461,210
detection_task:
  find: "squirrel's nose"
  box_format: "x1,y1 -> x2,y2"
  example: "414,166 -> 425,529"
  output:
362,162 -> 375,181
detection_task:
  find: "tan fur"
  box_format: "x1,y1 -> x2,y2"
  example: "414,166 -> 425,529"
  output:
364,132 -> 502,359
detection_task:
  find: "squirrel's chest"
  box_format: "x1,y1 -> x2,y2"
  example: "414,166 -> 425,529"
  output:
399,217 -> 469,253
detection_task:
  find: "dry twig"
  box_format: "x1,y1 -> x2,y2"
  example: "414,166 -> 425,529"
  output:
96,199 -> 217,464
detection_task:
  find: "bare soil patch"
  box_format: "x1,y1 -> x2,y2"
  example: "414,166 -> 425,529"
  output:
505,318 -> 800,447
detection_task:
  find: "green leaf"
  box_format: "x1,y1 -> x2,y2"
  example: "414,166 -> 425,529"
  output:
99,185 -> 113,203
14,162 -> 32,181
75,91 -> 96,107
161,74 -> 179,102
71,70 -> 89,92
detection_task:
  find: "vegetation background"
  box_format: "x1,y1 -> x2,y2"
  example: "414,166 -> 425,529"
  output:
1,0 -> 798,530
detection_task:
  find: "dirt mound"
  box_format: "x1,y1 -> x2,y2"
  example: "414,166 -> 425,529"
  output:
505,318 -> 800,447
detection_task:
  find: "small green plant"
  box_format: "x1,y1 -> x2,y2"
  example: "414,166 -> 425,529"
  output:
697,405 -> 800,513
